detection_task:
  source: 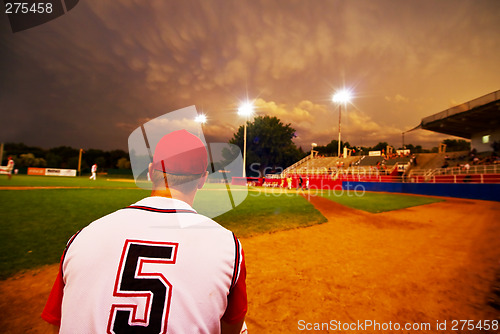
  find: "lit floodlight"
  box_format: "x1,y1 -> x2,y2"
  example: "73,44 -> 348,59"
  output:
331,89 -> 354,158
237,101 -> 255,178
238,102 -> 254,116
195,114 -> 207,124
332,89 -> 352,103
312,143 -> 318,147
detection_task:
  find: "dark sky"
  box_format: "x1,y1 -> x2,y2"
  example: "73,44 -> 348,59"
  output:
1,0 -> 499,151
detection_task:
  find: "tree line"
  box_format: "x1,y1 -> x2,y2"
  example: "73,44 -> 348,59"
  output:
229,115 -> 471,176
2,117 -> 472,177
1,143 -> 131,173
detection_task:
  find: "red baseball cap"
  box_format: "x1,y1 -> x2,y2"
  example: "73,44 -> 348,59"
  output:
152,130 -> 208,175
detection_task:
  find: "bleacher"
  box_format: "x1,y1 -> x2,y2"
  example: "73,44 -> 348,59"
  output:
354,155 -> 383,166
284,155 -> 360,175
279,151 -> 500,184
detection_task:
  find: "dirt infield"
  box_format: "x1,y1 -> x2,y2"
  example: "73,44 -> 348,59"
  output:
1,195 -> 499,333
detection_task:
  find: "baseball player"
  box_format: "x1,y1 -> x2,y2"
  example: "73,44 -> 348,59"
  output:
6,156 -> 14,180
296,175 -> 304,191
42,130 -> 247,333
89,163 -> 97,180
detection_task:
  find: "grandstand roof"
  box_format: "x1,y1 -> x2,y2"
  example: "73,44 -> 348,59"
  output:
411,90 -> 500,139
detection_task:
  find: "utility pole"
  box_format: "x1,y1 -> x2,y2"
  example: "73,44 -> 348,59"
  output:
78,148 -> 83,176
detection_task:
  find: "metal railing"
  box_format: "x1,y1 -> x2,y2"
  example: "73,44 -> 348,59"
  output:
410,164 -> 500,176
272,164 -> 500,184
281,154 -> 312,177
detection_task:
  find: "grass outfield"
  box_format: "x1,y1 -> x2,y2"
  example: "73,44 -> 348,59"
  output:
215,191 -> 327,237
319,189 -> 444,213
0,174 -> 139,188
0,175 -> 326,279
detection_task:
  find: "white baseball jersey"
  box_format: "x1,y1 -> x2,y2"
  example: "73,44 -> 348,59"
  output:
7,159 -> 14,172
42,196 -> 247,333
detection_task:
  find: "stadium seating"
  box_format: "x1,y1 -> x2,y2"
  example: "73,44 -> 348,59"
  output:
277,151 -> 500,185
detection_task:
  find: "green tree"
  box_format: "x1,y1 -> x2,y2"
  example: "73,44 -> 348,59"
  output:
315,140 -> 351,156
229,115 -> 304,176
371,142 -> 389,152
18,153 -> 47,167
48,146 -> 79,168
45,152 -> 62,168
442,139 -> 470,152
116,157 -> 131,169
402,144 -> 424,153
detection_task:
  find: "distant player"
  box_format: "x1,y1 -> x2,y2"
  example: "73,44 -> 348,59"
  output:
6,156 -> 14,180
89,163 -> 97,180
296,175 -> 304,191
42,130 -> 248,333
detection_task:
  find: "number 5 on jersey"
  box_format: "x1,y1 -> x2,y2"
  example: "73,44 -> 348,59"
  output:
107,240 -> 179,334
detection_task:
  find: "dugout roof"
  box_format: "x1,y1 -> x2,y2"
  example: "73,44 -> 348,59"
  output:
410,90 -> 500,139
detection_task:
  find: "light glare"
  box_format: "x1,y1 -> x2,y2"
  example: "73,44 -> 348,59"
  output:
238,102 -> 254,116
332,89 -> 352,103
195,114 -> 207,124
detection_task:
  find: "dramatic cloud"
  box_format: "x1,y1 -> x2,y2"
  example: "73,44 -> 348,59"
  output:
1,0 -> 499,151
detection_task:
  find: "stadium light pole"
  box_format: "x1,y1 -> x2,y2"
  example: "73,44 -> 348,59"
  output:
194,113 -> 207,137
238,102 -> 254,178
332,89 -> 352,158
78,148 -> 84,176
195,113 -> 215,174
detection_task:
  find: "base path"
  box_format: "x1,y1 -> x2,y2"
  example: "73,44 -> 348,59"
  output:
242,195 -> 500,333
0,195 -> 499,333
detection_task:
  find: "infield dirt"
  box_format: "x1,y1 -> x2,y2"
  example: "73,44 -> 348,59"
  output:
1,194 -> 499,333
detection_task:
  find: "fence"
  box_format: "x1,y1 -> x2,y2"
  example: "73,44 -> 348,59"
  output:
408,165 -> 500,183
343,181 -> 500,202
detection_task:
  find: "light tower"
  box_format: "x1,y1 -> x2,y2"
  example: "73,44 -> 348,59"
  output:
238,102 -> 254,178
332,89 -> 352,158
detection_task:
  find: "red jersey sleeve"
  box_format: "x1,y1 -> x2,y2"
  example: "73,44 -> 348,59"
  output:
221,251 -> 247,324
41,256 -> 65,326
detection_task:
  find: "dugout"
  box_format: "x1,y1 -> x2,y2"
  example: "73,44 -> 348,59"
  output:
409,90 -> 500,152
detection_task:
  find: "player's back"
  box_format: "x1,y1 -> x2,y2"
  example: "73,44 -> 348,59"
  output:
59,196 -> 242,334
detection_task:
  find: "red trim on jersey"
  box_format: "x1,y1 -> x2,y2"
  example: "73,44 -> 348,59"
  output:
41,254 -> 65,326
41,230 -> 83,326
230,233 -> 241,289
222,251 -> 247,324
125,205 -> 197,214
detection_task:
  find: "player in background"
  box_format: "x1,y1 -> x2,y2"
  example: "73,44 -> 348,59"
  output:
6,156 -> 14,180
296,175 -> 304,191
89,163 -> 97,180
42,130 -> 247,333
